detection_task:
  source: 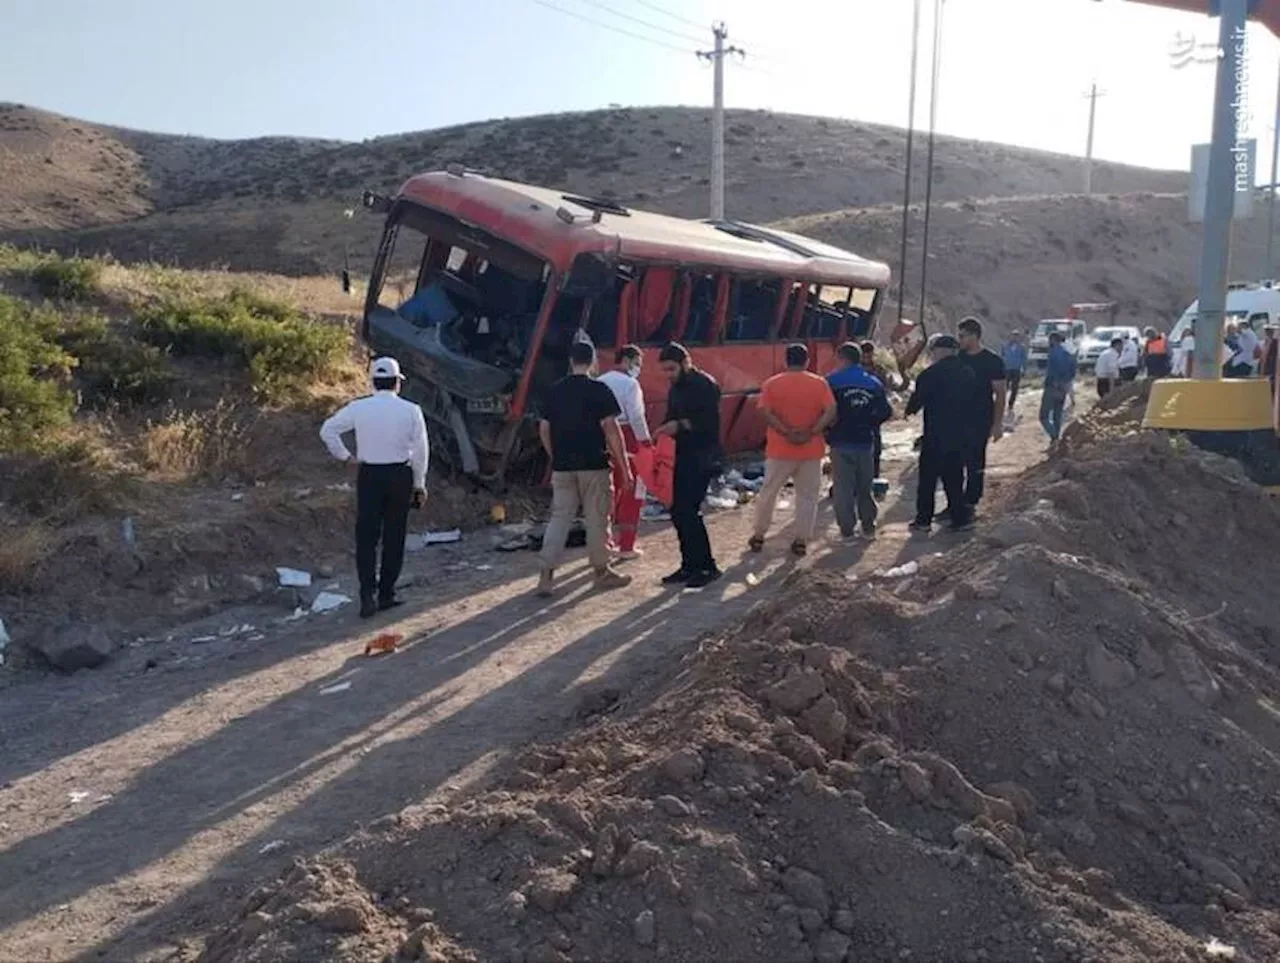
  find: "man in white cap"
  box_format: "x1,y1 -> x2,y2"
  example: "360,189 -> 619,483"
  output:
320,357 -> 430,618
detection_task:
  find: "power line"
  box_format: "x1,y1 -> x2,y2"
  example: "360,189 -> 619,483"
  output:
530,0 -> 695,54
632,0 -> 704,30
582,0 -> 704,45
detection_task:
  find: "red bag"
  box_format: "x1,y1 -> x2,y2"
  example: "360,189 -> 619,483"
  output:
633,435 -> 676,508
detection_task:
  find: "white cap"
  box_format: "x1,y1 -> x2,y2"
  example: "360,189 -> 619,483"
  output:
370,357 -> 403,380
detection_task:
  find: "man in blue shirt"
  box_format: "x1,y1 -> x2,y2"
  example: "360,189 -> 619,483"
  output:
1000,330 -> 1028,415
1039,331 -> 1077,444
826,342 -> 894,538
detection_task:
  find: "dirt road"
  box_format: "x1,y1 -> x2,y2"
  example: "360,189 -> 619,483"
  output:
0,393 -> 1062,962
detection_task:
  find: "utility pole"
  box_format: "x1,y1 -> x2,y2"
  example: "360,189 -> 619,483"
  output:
1083,82 -> 1106,195
1193,0 -> 1248,381
1269,65 -> 1280,276
897,0 -> 923,326
698,23 -> 743,221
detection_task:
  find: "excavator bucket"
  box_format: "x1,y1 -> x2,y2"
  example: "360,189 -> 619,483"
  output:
889,317 -> 927,375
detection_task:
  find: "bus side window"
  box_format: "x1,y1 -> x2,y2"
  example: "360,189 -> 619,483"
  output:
846,287 -> 878,339
1249,311 -> 1269,328
798,284 -> 849,340
683,274 -> 719,345
725,278 -> 781,342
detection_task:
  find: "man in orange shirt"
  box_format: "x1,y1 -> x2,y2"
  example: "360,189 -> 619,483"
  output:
750,343 -> 838,557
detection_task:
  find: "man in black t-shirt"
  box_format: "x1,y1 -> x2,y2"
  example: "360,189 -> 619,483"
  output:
905,335 -> 977,531
950,316 -> 1007,515
537,340 -> 632,597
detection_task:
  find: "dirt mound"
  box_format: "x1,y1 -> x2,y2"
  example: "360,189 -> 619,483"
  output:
197,428 -> 1280,963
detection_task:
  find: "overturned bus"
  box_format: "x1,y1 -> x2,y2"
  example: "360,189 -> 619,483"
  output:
360,169 -> 891,484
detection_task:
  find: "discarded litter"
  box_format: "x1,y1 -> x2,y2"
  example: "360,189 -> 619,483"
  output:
294,488 -> 314,498
745,572 -> 761,587
230,492 -> 245,502
0,619 -> 9,666
777,500 -> 792,510
423,529 -> 462,544
190,635 -> 218,645
1205,938 -> 1237,959
121,516 -> 136,548
276,567 -> 312,588
311,592 -> 352,614
68,791 -> 91,804
326,482 -> 353,492
500,522 -> 534,536
320,681 -> 352,695
882,561 -> 920,579
365,633 -> 402,656
475,564 -> 493,571
259,839 -> 287,855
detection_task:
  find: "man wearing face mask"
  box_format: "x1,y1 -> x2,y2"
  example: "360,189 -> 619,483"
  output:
598,344 -> 652,560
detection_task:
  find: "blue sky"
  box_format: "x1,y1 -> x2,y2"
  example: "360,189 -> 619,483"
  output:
4,0 -> 1280,173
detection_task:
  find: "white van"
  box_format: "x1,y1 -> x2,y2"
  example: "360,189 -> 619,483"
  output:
1170,280 -> 1280,344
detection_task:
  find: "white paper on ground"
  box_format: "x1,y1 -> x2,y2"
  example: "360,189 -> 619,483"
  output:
320,681 -> 352,695
422,529 -> 462,544
310,592 -> 351,614
882,561 -> 920,578
276,567 -> 312,588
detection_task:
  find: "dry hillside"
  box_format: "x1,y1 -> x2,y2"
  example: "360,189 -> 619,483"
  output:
3,101 -> 1265,337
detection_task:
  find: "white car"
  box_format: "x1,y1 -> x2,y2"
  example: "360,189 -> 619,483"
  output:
1029,318 -> 1086,369
1078,325 -> 1141,369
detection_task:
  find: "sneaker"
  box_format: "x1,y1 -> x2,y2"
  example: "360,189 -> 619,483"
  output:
595,568 -> 632,591
536,569 -> 555,598
861,523 -> 877,539
936,507 -> 953,523
684,568 -> 723,589
359,595 -> 378,619
377,596 -> 404,612
790,540 -> 807,558
748,535 -> 765,553
662,568 -> 692,585
615,548 -> 644,562
908,520 -> 932,534
950,519 -> 976,533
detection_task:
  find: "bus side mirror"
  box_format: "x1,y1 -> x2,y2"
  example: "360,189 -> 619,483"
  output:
362,191 -> 392,214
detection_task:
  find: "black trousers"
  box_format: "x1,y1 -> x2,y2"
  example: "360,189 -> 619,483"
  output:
872,428 -> 883,477
1006,370 -> 1022,410
356,463 -> 413,601
1120,366 -> 1139,382
672,456 -> 716,574
962,433 -> 988,506
916,443 -> 968,526
1097,378 -> 1113,398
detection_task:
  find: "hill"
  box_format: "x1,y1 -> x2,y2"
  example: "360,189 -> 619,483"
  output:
1,103 -> 1184,268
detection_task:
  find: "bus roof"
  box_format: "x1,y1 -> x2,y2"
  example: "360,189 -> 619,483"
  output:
397,171 -> 891,288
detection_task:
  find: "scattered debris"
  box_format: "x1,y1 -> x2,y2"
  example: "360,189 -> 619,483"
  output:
230,492 -> 245,502
1205,938 -> 1237,959
121,516 -> 136,548
67,791 -> 91,804
276,568 -> 312,588
310,592 -> 351,614
259,840 -> 287,856
422,529 -> 462,545
364,634 -> 402,657
0,618 -> 9,667
319,681 -> 352,695
881,560 -> 920,578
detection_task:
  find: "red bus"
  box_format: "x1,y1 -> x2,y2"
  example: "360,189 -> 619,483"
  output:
360,169 -> 891,483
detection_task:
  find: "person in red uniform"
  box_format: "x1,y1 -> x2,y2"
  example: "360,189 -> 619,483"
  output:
597,344 -> 651,560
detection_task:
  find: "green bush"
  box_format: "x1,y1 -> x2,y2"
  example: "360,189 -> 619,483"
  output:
137,290 -> 347,399
57,314 -> 174,409
31,254 -> 104,302
0,296 -> 77,451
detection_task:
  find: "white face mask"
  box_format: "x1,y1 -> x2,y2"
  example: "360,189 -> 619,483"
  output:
626,363 -> 641,379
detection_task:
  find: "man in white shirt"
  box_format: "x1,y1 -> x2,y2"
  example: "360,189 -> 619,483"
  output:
1118,336 -> 1141,382
320,357 -> 430,618
1094,337 -> 1122,398
596,344 -> 651,560
1230,322 -> 1260,377
1173,326 -> 1195,377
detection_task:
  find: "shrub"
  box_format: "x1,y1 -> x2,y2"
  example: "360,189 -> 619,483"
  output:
31,254 -> 104,301
137,289 -> 347,400
0,521 -> 52,593
0,295 -> 77,451
143,401 -> 255,480
57,314 -> 174,409
4,437 -> 126,520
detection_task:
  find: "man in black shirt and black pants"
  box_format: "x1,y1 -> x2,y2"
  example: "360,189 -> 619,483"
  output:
655,342 -> 722,588
537,340 -> 633,597
952,316 -> 1007,516
905,335 -> 978,532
